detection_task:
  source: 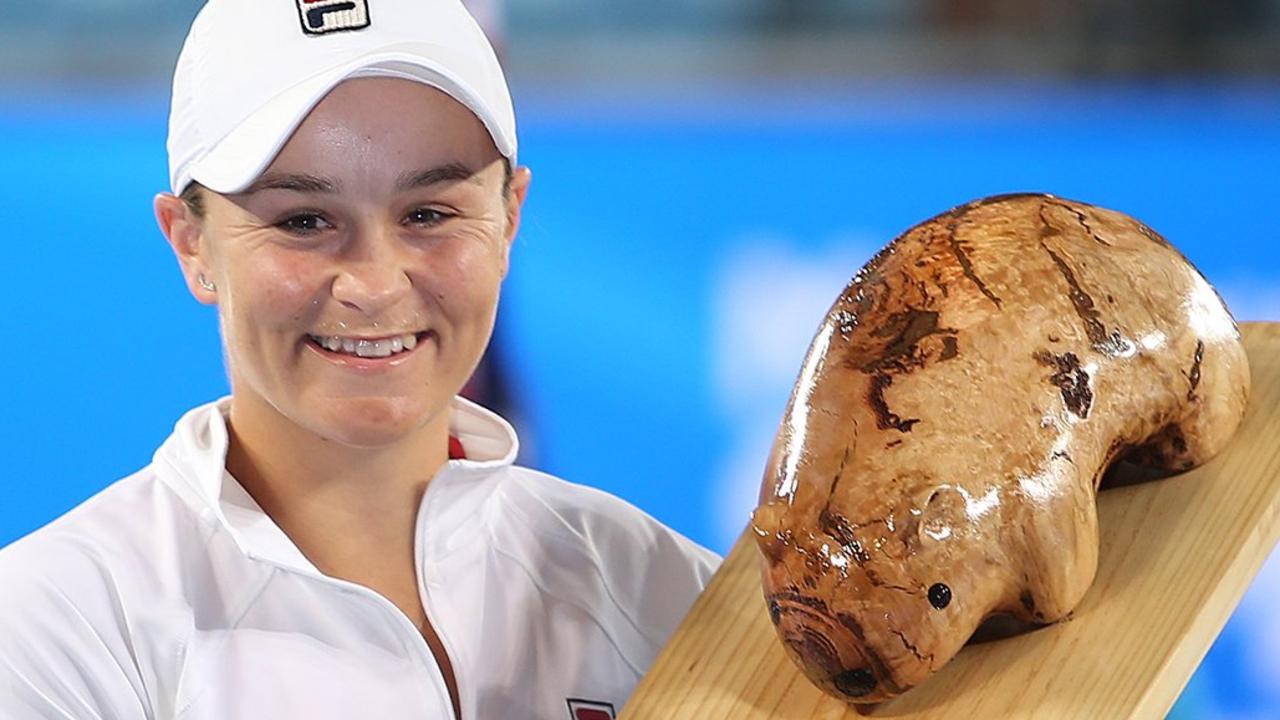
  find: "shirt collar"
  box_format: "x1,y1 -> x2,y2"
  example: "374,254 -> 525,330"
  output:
152,395 -> 520,572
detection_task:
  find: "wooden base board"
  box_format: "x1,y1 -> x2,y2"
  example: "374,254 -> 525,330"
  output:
622,322 -> 1280,720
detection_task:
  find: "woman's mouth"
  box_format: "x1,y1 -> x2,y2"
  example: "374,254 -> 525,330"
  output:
307,332 -> 424,358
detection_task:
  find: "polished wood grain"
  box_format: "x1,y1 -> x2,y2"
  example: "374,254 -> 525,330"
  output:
623,322 -> 1280,720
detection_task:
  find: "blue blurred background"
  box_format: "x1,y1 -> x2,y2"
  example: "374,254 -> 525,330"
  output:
2,2 -> 1278,717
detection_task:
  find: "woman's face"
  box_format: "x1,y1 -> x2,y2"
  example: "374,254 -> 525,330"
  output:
170,76 -> 528,448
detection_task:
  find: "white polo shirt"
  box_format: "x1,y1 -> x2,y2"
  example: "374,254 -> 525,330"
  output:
0,397 -> 720,719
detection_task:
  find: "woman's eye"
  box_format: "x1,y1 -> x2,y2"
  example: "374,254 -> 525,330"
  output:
406,208 -> 452,226
275,213 -> 333,235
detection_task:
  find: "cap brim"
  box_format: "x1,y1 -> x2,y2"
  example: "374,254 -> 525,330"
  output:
188,45 -> 515,195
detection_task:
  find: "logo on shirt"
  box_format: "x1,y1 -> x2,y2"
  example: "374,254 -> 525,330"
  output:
294,0 -> 371,36
566,698 -> 616,720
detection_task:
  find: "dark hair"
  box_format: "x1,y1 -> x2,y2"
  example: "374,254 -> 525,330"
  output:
179,181 -> 207,220
178,157 -> 515,222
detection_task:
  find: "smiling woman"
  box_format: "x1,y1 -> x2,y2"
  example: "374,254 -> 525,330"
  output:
159,79 -> 523,452
0,2 -> 719,719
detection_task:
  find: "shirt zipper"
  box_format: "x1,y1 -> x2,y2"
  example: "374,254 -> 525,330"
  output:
311,569 -> 462,719
240,546 -> 460,717
376,585 -> 462,720
415,468 -> 466,720
417,562 -> 465,720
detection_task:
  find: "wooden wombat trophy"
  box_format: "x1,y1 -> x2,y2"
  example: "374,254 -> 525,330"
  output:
753,193 -> 1250,703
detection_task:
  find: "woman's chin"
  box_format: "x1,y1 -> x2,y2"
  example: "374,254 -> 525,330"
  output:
308,396 -> 439,448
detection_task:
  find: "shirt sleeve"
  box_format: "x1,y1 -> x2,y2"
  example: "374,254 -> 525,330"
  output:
0,540 -> 150,720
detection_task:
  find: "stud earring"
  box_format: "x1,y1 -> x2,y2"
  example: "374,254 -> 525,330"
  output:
198,273 -> 216,292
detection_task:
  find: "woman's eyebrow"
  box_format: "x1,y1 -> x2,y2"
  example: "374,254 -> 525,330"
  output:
240,172 -> 337,196
238,162 -> 477,197
395,162 -> 478,191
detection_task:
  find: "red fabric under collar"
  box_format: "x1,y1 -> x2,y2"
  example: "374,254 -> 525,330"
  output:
448,435 -> 467,460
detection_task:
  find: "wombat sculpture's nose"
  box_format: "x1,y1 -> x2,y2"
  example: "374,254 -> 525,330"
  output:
833,667 -> 877,697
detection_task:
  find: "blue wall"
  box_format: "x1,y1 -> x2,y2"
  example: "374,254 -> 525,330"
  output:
2,81 -> 1277,717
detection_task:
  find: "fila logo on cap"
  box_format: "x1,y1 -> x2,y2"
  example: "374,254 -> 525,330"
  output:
295,0 -> 371,36
566,698 -> 616,720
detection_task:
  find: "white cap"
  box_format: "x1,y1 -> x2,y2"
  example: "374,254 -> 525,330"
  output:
166,0 -> 517,196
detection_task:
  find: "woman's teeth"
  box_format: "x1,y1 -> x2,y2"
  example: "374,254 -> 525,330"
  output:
310,333 -> 419,358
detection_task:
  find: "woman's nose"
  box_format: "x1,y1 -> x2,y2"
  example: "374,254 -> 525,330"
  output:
330,228 -> 413,316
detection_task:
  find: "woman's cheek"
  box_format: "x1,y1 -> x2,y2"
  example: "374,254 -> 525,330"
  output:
251,252 -> 328,324
423,236 -> 504,306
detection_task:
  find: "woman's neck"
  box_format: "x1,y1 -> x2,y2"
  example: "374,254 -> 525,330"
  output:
222,389 -> 451,582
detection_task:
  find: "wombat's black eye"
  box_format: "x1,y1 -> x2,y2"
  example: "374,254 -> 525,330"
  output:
928,583 -> 952,609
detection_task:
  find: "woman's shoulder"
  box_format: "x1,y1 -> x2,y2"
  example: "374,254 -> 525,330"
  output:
0,473 -> 149,627
0,467 -> 165,571
0,462 -> 222,616
496,465 -> 697,553
0,466 -> 197,716
495,467 -> 721,591
484,466 -> 722,664
0,466 -> 202,589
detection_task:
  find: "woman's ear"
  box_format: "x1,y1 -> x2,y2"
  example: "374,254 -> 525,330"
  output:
154,192 -> 217,305
500,166 -> 532,279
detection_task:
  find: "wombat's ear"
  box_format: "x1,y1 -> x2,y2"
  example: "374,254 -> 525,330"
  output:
911,485 -> 968,546
752,502 -> 790,562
